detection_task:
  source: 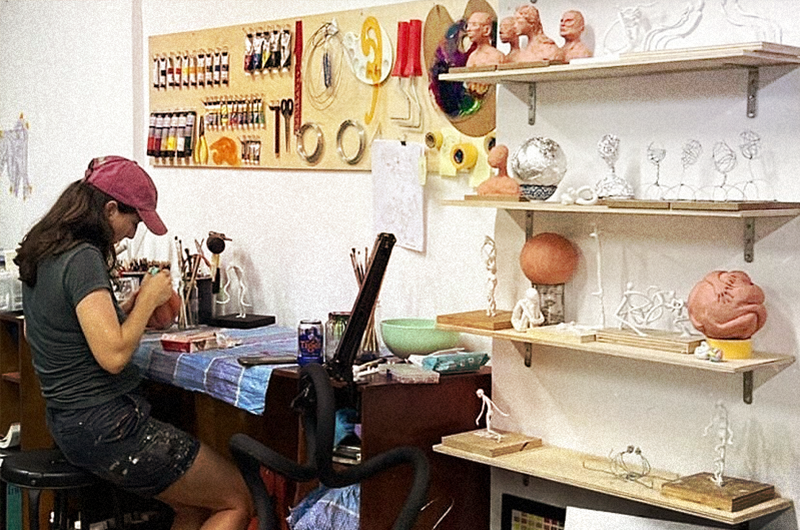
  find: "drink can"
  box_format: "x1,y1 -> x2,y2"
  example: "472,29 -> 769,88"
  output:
297,319 -> 323,366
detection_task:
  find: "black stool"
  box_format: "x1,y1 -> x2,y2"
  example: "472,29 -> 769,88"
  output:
0,448 -> 101,530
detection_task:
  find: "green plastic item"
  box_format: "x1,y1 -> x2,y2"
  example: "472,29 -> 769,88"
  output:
380,318 -> 460,359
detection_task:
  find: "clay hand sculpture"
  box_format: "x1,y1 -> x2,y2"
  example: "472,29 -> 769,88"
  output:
514,5 -> 559,63
477,144 -> 521,197
687,270 -> 766,339
555,10 -> 593,63
465,11 -> 505,68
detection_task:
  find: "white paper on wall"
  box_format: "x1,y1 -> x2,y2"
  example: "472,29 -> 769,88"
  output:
372,139 -> 425,252
565,507 -> 719,530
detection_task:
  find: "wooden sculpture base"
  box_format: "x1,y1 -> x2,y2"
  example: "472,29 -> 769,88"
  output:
437,310 -> 513,331
661,472 -> 775,512
595,328 -> 704,354
442,429 -> 542,458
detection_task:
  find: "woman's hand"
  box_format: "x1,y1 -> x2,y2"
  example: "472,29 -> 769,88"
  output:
138,269 -> 173,309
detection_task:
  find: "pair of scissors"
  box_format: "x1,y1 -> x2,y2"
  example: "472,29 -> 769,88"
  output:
281,99 -> 294,152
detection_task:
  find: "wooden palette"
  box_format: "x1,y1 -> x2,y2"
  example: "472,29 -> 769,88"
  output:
661,472 -> 775,512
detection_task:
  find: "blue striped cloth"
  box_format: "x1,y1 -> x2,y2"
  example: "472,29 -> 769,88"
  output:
132,326 -> 297,414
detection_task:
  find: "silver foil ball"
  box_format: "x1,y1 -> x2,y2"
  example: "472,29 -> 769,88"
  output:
510,137 -> 568,187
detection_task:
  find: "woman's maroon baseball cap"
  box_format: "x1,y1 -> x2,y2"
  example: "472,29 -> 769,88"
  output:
83,156 -> 167,236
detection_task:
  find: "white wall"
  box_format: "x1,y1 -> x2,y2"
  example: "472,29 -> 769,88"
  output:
2,1 -> 800,529
490,1 -> 800,529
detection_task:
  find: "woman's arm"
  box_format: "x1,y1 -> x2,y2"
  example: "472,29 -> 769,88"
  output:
76,269 -> 173,374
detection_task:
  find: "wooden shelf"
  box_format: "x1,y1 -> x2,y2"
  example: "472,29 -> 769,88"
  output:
442,200 -> 800,263
436,323 -> 794,404
436,323 -> 794,375
433,442 -> 793,526
441,199 -> 800,218
439,42 -> 800,85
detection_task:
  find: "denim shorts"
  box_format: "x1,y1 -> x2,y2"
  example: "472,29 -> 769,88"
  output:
46,391 -> 200,498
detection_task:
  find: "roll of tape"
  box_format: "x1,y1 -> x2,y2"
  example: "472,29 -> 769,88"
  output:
425,131 -> 444,150
483,133 -> 496,154
451,143 -> 478,171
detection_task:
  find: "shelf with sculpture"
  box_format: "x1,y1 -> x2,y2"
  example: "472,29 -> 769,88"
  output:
442,41 -> 800,123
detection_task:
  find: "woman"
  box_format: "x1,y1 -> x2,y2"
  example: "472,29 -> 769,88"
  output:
15,156 -> 253,529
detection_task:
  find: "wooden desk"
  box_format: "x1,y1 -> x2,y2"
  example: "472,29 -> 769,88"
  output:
145,366 -> 492,530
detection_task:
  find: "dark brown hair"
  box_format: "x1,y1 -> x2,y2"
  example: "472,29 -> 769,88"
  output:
15,179 -> 136,286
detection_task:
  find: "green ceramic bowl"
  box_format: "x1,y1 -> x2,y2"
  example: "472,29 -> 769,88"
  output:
380,319 -> 460,359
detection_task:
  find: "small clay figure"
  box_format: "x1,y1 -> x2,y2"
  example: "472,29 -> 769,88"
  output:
465,11 -> 505,68
477,144 -> 521,197
498,16 -> 522,63
514,5 -> 559,63
511,287 -> 545,331
555,10 -> 593,63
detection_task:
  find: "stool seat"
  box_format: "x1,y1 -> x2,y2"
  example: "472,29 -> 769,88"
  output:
1,448 -> 99,490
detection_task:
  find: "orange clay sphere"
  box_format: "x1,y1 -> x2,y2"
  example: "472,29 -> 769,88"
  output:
519,232 -> 579,285
147,290 -> 182,329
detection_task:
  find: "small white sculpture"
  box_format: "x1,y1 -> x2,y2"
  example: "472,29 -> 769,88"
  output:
217,263 -> 253,318
703,400 -> 734,487
481,236 -> 498,317
475,388 -> 509,442
511,287 -> 545,332
614,283 -> 691,337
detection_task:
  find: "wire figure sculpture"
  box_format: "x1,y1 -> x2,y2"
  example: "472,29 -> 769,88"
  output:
614,283 -> 692,336
582,445 -> 665,489
665,139 -> 701,200
703,400 -> 734,487
735,130 -> 775,200
589,225 -> 607,328
700,141 -> 742,201
481,236 -> 498,317
217,263 -> 253,318
595,134 -> 634,199
643,141 -> 668,200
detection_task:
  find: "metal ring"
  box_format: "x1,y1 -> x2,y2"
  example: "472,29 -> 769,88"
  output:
336,119 -> 366,165
295,122 -> 324,165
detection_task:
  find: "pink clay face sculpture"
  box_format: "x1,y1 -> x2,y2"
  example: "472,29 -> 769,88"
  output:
687,270 -> 767,340
478,144 -> 521,196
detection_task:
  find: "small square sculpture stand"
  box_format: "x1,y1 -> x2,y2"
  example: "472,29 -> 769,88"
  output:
209,314 -> 275,329
442,429 -> 542,458
437,310 -> 513,331
661,473 -> 775,512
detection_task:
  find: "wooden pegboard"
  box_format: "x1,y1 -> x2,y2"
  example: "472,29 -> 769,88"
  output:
147,0 -> 497,171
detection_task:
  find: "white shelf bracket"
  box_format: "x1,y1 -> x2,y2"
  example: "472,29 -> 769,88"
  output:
744,218 -> 755,263
528,83 -> 537,125
743,371 -> 754,404
747,68 -> 758,118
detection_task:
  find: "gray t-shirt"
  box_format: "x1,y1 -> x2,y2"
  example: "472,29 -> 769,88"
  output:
22,242 -> 140,409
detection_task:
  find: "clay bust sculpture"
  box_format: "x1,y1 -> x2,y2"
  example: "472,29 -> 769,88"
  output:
555,10 -> 593,63
687,270 -> 766,339
514,5 -> 559,63
466,11 -> 505,68
477,144 -> 521,197
498,16 -> 522,63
